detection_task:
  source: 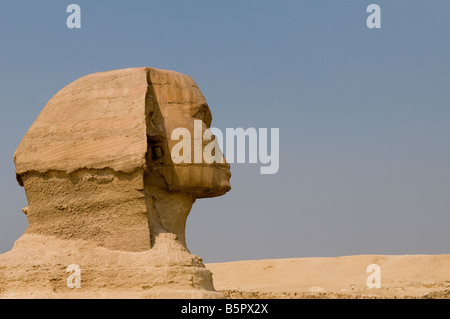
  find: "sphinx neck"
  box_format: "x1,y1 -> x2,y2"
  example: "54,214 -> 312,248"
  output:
144,187 -> 196,250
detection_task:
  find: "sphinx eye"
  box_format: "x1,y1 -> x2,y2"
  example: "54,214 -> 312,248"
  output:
193,103 -> 212,127
147,136 -> 164,161
151,146 -> 163,160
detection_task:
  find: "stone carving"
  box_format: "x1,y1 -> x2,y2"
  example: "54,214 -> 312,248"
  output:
0,67 -> 231,298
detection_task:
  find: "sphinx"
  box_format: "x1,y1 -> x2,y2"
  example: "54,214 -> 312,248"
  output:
0,67 -> 231,298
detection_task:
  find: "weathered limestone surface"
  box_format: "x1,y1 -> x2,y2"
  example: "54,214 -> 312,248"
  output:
0,67 -> 231,298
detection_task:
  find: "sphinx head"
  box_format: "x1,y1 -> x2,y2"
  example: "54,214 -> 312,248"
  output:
14,67 -> 231,251
144,68 -> 231,198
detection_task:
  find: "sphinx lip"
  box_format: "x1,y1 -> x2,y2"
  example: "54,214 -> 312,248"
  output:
173,162 -> 230,169
193,163 -> 231,173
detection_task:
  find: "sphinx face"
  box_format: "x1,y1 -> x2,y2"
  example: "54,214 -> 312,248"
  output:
146,69 -> 231,198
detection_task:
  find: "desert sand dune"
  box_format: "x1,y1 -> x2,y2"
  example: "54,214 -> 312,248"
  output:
207,254 -> 450,299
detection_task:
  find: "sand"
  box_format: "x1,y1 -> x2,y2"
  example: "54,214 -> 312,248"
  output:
206,254 -> 450,299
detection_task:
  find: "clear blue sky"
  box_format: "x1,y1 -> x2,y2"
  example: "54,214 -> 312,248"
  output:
1,1 -> 449,262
